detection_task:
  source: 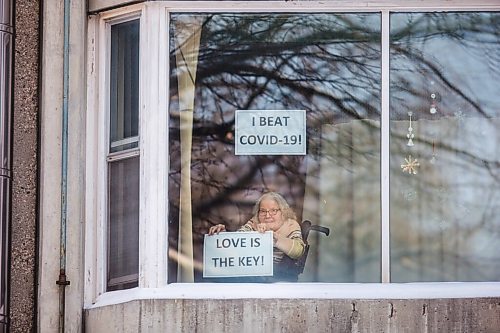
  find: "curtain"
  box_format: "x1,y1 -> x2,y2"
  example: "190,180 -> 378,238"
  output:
174,18 -> 202,282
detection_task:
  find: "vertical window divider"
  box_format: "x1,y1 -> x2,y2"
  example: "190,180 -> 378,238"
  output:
84,14 -> 100,305
156,2 -> 169,288
98,16 -> 111,296
137,5 -> 148,290
163,6 -> 171,287
381,10 -> 391,283
140,3 -> 168,288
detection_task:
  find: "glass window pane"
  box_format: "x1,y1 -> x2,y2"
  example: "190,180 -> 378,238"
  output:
107,156 -> 140,291
390,12 -> 500,282
110,20 -> 140,153
168,13 -> 381,283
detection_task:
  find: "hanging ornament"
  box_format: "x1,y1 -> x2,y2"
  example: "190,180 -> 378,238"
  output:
454,109 -> 465,125
401,155 -> 420,175
430,93 -> 438,114
406,111 -> 415,146
402,187 -> 418,201
430,141 -> 437,164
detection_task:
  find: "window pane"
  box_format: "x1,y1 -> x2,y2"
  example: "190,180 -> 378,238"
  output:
390,12 -> 500,282
168,13 -> 381,283
107,156 -> 139,291
110,20 -> 139,153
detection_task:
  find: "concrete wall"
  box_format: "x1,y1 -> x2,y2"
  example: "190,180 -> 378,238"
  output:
11,0 -> 40,332
85,298 -> 500,332
38,0 -> 87,331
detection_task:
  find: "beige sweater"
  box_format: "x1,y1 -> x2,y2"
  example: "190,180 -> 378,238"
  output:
238,218 -> 305,263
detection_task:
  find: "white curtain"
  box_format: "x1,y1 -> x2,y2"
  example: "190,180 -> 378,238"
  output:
174,18 -> 202,282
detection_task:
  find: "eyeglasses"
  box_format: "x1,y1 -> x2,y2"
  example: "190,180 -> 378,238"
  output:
258,208 -> 281,216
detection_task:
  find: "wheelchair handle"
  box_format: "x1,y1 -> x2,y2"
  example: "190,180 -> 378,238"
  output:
309,225 -> 330,236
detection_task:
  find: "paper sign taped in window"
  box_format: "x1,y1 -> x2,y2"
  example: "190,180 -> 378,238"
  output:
203,231 -> 274,278
235,110 -> 306,155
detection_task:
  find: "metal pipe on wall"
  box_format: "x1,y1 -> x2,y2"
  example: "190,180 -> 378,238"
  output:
0,0 -> 13,332
55,0 -> 71,331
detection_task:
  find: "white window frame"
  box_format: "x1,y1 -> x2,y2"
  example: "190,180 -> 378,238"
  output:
86,3 -> 165,304
85,1 -> 500,309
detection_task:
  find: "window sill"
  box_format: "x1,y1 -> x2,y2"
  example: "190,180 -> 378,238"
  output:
87,282 -> 500,309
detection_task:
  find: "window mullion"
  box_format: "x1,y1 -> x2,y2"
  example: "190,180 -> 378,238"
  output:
139,3 -> 168,288
381,10 -> 391,283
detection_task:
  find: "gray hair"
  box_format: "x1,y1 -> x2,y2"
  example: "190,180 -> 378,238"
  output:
251,192 -> 297,222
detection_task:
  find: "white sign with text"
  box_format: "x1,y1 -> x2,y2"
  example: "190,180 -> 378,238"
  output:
235,110 -> 306,155
203,231 -> 273,278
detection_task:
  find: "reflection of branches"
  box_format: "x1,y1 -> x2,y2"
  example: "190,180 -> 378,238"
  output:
188,14 -> 381,123
241,52 -> 295,110
394,46 -> 489,119
231,63 -> 365,119
191,156 -> 272,213
169,12 -> 500,282
483,160 -> 500,183
390,12 -> 500,121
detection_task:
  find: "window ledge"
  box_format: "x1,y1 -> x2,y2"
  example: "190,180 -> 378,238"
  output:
88,282 -> 500,309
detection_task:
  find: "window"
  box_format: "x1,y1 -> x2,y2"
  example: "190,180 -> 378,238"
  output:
389,12 -> 500,282
168,13 -> 382,283
87,3 -> 500,298
106,19 -> 140,291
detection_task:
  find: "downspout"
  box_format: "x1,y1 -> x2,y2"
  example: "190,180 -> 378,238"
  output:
55,0 -> 71,332
0,0 -> 14,332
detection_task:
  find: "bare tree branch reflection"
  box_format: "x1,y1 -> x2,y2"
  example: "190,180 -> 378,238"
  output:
169,12 -> 500,282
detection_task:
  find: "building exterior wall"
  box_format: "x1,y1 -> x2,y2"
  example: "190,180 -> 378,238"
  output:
31,1 -> 500,332
85,298 -> 500,332
10,0 -> 40,332
38,0 -> 87,331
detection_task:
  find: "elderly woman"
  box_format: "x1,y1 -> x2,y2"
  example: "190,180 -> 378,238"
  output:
209,192 -> 305,281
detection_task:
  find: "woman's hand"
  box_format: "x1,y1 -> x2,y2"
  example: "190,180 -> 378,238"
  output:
256,223 -> 268,233
208,224 -> 226,235
272,231 -> 278,245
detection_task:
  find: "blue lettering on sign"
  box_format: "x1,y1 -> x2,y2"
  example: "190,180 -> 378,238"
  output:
216,237 -> 247,248
239,135 -> 302,145
252,116 -> 290,126
239,135 -> 279,145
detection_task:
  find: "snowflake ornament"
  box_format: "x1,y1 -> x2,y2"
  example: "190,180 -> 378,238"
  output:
401,155 -> 420,175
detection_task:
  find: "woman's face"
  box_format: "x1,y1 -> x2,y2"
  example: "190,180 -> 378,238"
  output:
258,198 -> 283,225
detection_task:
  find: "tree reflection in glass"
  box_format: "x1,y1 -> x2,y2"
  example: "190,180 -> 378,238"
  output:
169,13 -> 382,283
390,12 -> 500,282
